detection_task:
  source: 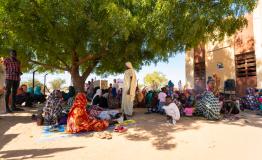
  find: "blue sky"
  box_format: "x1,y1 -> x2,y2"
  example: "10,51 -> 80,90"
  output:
21,53 -> 186,88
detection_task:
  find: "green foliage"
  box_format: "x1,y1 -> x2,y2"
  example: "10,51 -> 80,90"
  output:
144,71 -> 167,88
0,0 -> 257,78
49,78 -> 66,90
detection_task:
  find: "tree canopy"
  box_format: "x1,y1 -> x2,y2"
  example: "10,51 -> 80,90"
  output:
144,71 -> 167,88
0,0 -> 257,90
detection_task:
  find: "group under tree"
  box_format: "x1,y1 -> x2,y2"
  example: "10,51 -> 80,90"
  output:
0,0 -> 257,91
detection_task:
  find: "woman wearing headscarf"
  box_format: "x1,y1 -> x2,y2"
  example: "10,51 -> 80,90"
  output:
195,79 -> 221,120
33,86 -> 46,103
62,86 -> 76,101
122,62 -> 137,117
66,93 -> 109,133
92,89 -> 108,108
43,90 -> 65,125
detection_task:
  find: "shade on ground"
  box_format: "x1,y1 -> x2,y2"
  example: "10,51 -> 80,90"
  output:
0,108 -> 262,160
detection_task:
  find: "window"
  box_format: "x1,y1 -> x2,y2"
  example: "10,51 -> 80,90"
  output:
235,51 -> 256,78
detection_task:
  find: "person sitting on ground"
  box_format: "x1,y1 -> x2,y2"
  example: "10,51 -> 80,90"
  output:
15,84 -> 32,107
183,90 -> 196,116
62,86 -> 76,101
163,96 -> 180,125
108,87 -> 120,109
136,87 -> 145,108
195,79 -> 221,120
92,89 -> 108,108
158,87 -> 167,114
67,93 -> 109,133
241,88 -> 260,110
33,86 -> 46,103
43,90 -> 65,125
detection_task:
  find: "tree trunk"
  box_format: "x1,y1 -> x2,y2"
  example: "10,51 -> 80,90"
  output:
70,50 -> 96,92
71,74 -> 85,92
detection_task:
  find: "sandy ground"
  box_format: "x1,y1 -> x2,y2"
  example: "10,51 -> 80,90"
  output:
0,108 -> 262,160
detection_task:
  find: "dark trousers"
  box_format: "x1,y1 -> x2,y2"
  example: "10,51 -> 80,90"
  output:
5,80 -> 20,110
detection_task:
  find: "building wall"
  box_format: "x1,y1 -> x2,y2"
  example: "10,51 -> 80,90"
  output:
185,1 -> 262,90
254,0 -> 262,89
185,49 -> 194,89
205,38 -> 235,91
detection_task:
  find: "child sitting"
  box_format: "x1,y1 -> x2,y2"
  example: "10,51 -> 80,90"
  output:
163,96 -> 180,125
158,87 -> 167,114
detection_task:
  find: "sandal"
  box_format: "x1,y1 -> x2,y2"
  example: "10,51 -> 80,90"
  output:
95,132 -> 106,139
114,126 -> 128,133
105,132 -> 112,139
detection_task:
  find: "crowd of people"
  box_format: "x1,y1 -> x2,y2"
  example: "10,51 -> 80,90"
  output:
1,50 -> 262,135
138,76 -> 262,124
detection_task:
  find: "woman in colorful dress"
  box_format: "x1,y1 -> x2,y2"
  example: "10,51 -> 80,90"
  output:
67,93 -> 109,134
195,79 -> 221,120
43,90 -> 65,125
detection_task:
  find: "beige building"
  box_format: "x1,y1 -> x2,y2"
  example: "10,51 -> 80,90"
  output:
185,0 -> 262,96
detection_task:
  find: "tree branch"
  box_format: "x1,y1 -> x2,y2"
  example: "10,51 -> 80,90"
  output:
77,54 -> 96,65
81,60 -> 99,79
29,59 -> 69,71
56,56 -> 70,70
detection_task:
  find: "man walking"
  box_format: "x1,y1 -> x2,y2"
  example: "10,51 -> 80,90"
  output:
4,50 -> 23,112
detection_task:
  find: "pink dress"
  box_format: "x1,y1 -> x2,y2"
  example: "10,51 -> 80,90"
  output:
184,108 -> 194,116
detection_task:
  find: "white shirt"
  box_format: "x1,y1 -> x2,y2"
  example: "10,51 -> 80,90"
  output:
163,103 -> 180,120
112,83 -> 119,90
158,92 -> 167,102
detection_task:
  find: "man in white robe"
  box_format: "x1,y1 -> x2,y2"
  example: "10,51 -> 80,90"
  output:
121,62 -> 137,117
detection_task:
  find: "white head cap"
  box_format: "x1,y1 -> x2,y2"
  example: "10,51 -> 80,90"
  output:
125,62 -> 133,69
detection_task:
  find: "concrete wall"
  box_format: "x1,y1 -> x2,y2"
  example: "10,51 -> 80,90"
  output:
205,38 -> 235,91
254,0 -> 262,89
185,49 -> 194,89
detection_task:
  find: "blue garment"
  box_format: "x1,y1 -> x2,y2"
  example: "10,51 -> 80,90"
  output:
34,86 -> 43,96
27,87 -> 34,94
158,102 -> 165,113
112,88 -> 117,97
168,80 -> 174,88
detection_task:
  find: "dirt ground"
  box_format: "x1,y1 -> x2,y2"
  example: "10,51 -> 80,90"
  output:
0,108 -> 262,160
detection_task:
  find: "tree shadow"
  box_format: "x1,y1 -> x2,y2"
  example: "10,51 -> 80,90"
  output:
0,108 -> 36,151
205,110 -> 262,128
0,147 -> 84,159
123,109 -> 201,150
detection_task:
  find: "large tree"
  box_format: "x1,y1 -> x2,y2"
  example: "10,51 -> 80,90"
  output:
0,0 -> 257,91
144,71 -> 167,88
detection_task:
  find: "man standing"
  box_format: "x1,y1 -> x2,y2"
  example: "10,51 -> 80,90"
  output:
4,50 -> 23,112
121,62 -> 137,118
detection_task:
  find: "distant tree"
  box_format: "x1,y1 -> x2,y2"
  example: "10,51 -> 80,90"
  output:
144,71 -> 168,89
49,78 -> 66,90
0,0 -> 257,91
